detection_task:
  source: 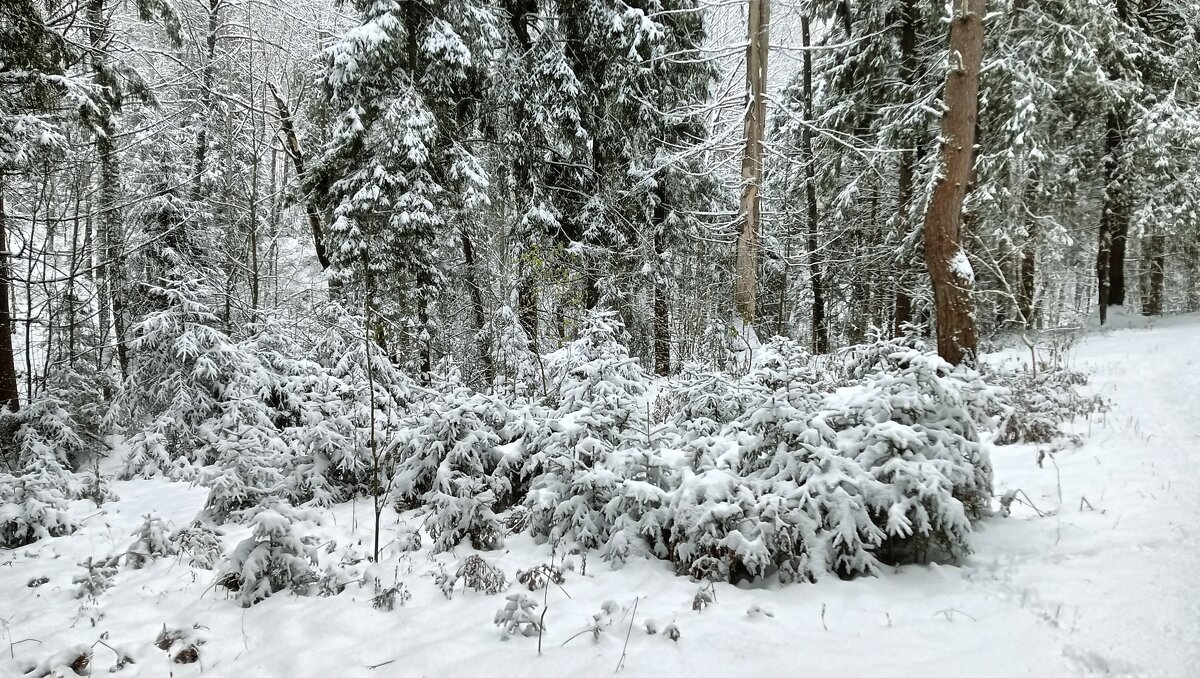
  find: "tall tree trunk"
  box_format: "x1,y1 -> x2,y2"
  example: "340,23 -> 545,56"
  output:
1143,230 -> 1165,316
459,225 -> 494,384
1096,111 -> 1128,324
87,0 -> 129,379
652,186 -> 671,376
267,83 -> 331,270
922,0 -> 984,366
1019,219 -> 1037,328
194,0 -> 221,200
0,180 -> 20,414
734,0 -> 770,327
892,0 -> 918,337
800,16 -> 828,354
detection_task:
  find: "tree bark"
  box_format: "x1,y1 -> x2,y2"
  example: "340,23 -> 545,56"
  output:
268,83 -> 331,270
193,0 -> 221,201
922,0 -> 984,366
1143,230 -> 1165,316
1096,111 -> 1128,324
459,225 -> 495,384
652,185 -> 671,375
0,180 -> 20,414
1019,219 -> 1037,327
734,0 -> 770,326
88,0 -> 129,378
892,0 -> 918,337
800,16 -> 828,354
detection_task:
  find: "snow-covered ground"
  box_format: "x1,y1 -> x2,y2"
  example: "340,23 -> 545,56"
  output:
3,316 -> 1198,678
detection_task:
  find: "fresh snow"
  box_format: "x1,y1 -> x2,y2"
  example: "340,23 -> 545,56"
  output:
3,317 -> 1199,677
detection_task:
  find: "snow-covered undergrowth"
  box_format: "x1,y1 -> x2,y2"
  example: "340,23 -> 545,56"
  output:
3,312 -> 1197,677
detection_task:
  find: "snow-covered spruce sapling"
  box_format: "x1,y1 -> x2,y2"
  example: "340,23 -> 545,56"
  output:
198,396 -> 290,523
0,400 -> 81,547
114,274 -> 253,479
495,593 -> 543,640
524,311 -> 649,551
0,471 -> 75,548
171,521 -> 223,569
74,556 -> 118,613
124,513 -> 179,569
393,380 -> 512,553
217,503 -> 319,606
80,459 -> 118,506
834,348 -> 994,565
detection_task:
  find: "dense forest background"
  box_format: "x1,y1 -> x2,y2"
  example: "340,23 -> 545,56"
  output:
1,0 -> 1198,571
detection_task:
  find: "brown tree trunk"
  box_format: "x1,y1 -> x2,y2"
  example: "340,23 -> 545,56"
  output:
652,187 -> 671,375
0,181 -> 20,414
268,83 -> 331,270
922,0 -> 984,366
1096,111 -> 1128,324
734,0 -> 770,326
892,0 -> 918,337
800,16 -> 828,353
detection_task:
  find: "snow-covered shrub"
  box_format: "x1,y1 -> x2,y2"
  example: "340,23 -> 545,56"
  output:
601,448 -> 675,567
301,305 -> 420,498
743,337 -> 829,404
993,367 -> 1107,445
198,397 -> 290,522
392,373 -> 515,552
217,503 -> 318,606
524,311 -> 649,550
78,464 -> 118,506
830,347 -> 995,566
115,274 -> 253,479
494,593 -> 543,640
667,467 -> 771,582
665,394 -> 834,582
40,368 -> 108,469
5,391 -> 93,474
155,625 -> 206,665
0,473 -> 74,548
490,302 -> 541,396
445,554 -> 507,595
0,400 -> 80,547
125,513 -> 179,568
172,521 -> 223,569
662,364 -> 742,442
74,557 -> 117,601
363,562 -> 412,611
517,563 -> 565,591
18,645 -> 94,678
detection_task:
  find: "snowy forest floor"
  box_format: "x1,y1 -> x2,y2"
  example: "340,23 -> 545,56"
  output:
3,315 -> 1199,678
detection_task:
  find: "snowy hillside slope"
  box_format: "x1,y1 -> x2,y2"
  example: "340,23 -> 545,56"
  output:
2,316 -> 1198,678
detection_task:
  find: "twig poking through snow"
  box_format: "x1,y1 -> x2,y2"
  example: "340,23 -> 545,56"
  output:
615,597 -> 640,673
935,608 -> 978,622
